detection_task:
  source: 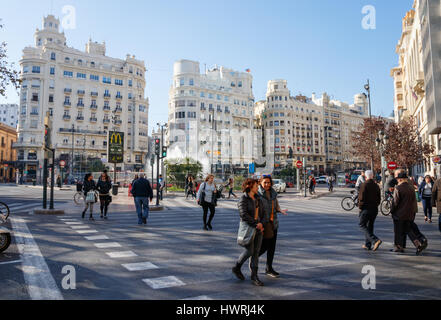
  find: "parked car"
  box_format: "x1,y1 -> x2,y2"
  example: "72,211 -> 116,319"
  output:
318,176 -> 327,184
273,179 -> 287,193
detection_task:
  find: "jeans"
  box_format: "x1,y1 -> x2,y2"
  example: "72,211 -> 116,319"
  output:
228,188 -> 236,198
259,229 -> 278,269
422,197 -> 433,219
359,209 -> 379,248
134,197 -> 150,224
202,202 -> 216,226
237,230 -> 263,271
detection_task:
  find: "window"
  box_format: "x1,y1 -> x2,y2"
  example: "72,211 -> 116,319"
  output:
128,79 -> 133,87
23,66 -> 29,73
50,67 -> 55,75
77,72 -> 86,79
115,79 -> 123,86
32,66 -> 40,73
50,52 -> 56,60
63,70 -> 73,77
179,78 -> 184,86
103,77 -> 111,84
238,81 -> 242,87
31,93 -> 39,102
90,74 -> 99,81
200,92 -> 205,98
49,95 -> 54,103
49,79 -> 55,89
189,79 -> 194,86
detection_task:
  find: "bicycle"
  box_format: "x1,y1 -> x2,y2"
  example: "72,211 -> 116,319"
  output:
380,192 -> 393,216
0,201 -> 11,253
73,191 -> 85,206
341,190 -> 359,211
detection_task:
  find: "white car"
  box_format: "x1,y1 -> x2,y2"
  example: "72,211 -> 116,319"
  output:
273,179 -> 287,193
318,176 -> 327,184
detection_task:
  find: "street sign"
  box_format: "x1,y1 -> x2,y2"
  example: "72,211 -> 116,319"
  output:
59,160 -> 66,168
296,161 -> 303,169
387,161 -> 397,170
4,164 -> 8,168
108,131 -> 124,164
249,163 -> 255,174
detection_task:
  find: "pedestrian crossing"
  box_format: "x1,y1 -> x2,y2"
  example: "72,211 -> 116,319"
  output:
52,191 -> 441,300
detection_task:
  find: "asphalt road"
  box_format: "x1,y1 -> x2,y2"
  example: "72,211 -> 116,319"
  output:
1,185 -> 441,300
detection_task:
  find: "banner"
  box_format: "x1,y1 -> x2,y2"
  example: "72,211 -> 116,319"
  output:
108,131 -> 124,164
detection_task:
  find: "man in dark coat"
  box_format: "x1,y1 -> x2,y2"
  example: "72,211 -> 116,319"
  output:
131,173 -> 153,225
358,170 -> 382,251
390,172 -> 427,255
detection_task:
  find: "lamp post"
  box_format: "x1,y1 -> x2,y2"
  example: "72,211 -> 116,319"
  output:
71,124 -> 75,179
364,80 -> 374,172
376,130 -> 389,196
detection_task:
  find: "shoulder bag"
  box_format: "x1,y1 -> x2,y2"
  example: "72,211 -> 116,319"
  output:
237,201 -> 259,247
198,183 -> 206,206
86,190 -> 96,203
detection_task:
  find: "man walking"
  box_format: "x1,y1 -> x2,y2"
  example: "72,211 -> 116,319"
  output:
355,171 -> 366,191
390,172 -> 427,254
358,170 -> 382,251
131,173 -> 154,225
158,174 -> 165,200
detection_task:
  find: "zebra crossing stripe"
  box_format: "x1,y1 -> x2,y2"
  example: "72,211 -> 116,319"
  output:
122,262 -> 159,271
142,276 -> 185,289
75,229 -> 98,234
84,235 -> 109,241
106,251 -> 138,258
70,226 -> 91,230
94,242 -> 122,249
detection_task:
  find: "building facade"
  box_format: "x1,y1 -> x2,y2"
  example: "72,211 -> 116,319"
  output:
0,123 -> 17,182
0,104 -> 19,128
255,80 -> 368,175
13,15 -> 149,182
391,1 -> 439,177
167,60 -> 255,175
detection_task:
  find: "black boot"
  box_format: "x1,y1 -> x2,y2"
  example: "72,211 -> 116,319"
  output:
232,263 -> 245,281
265,267 -> 280,278
82,210 -> 86,219
251,268 -> 264,286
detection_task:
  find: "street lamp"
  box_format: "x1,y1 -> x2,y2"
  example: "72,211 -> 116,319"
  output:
364,79 -> 374,171
376,130 -> 389,196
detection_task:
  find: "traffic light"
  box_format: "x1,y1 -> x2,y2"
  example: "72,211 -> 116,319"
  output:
154,138 -> 160,155
44,112 -> 52,149
161,146 -> 167,158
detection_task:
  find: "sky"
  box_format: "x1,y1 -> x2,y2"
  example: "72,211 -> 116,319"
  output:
0,0 -> 413,133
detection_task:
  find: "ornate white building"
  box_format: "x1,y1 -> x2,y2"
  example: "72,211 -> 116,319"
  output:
167,60 -> 256,175
13,15 -> 149,181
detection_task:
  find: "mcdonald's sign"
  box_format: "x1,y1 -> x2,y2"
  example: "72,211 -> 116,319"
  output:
108,131 -> 124,163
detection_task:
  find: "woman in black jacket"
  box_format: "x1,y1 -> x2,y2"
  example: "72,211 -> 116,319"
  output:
232,178 -> 267,286
96,171 -> 112,219
82,173 -> 96,220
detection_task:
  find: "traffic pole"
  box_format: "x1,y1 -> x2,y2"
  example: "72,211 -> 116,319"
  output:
43,158 -> 48,209
50,149 -> 55,210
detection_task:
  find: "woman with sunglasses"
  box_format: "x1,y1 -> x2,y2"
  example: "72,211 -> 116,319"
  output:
258,175 -> 288,278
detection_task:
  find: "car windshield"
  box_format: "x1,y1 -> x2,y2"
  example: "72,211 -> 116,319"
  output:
273,180 -> 281,184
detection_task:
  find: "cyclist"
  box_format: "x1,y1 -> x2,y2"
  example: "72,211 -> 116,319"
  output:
384,171 -> 398,198
352,171 -> 366,201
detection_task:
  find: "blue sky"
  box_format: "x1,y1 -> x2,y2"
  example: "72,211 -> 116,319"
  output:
0,0 -> 412,132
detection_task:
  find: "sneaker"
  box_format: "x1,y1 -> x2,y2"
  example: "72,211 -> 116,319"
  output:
265,268 -> 280,278
372,240 -> 383,251
251,276 -> 264,287
425,217 -> 428,222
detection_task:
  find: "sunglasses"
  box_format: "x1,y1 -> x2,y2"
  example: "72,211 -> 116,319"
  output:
263,175 -> 272,178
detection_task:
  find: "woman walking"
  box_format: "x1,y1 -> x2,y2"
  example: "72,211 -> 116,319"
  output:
97,171 -> 112,219
227,178 -> 238,199
196,174 -> 218,230
258,175 -> 288,278
186,176 -> 196,200
232,178 -> 267,286
419,175 -> 434,223
82,173 -> 96,220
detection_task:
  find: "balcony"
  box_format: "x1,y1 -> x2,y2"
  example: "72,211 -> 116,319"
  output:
200,106 -> 206,111
115,107 -> 123,113
104,93 -> 111,98
90,118 -> 97,123
63,115 -> 71,120
103,119 -> 110,124
76,116 -> 84,121
77,90 -> 85,95
30,111 -> 39,116
225,110 -> 230,114
77,103 -> 85,108
64,88 -> 72,93
90,104 -> 98,110
103,106 -> 111,111
91,92 -> 98,97
114,120 -> 122,125
115,94 -> 123,100
64,101 -> 71,107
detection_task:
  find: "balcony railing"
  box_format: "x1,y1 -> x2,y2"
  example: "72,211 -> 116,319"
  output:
90,105 -> 98,110
115,95 -> 123,99
115,107 -> 123,113
64,88 -> 72,93
76,116 -> 84,121
91,92 -> 98,97
114,120 -> 122,125
64,101 -> 71,106
90,118 -> 97,122
103,119 -> 110,124
103,106 -> 111,111
63,115 -> 71,120
30,111 -> 39,116
104,93 -> 111,98
77,90 -> 85,95
77,103 -> 85,108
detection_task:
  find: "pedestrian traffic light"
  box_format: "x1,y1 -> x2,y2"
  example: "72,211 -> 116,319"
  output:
162,146 -> 167,158
154,138 -> 160,155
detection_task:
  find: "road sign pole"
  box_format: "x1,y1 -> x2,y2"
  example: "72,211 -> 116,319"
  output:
43,158 -> 48,209
50,149 -> 55,210
296,168 -> 300,191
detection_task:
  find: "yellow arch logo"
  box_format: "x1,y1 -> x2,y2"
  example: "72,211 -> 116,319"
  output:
110,132 -> 122,144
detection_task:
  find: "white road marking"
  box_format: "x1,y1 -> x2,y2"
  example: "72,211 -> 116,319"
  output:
84,235 -> 109,241
142,276 -> 185,289
122,262 -> 159,271
0,259 -> 22,265
70,226 -> 91,230
106,251 -> 137,258
10,217 -> 63,300
75,229 -> 98,234
182,295 -> 213,300
94,242 -> 122,249
64,222 -> 83,225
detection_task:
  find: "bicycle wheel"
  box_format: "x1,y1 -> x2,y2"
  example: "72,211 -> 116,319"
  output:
0,233 -> 11,253
0,202 -> 10,222
380,200 -> 392,216
74,192 -> 84,206
341,197 -> 356,211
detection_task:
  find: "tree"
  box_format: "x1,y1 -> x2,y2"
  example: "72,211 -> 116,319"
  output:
165,157 -> 203,188
0,21 -> 21,97
383,116 -> 434,171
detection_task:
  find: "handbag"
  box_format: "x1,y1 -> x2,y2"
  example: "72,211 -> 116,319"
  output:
198,183 -> 206,206
237,202 -> 259,247
86,191 -> 95,203
263,200 -> 275,239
